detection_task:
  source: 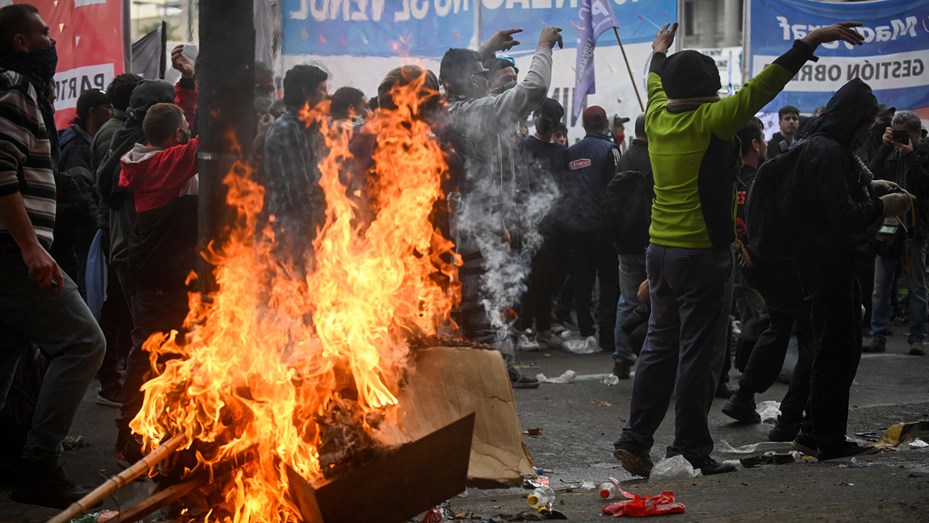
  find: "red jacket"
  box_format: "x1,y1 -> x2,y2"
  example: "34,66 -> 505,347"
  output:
118,136 -> 199,213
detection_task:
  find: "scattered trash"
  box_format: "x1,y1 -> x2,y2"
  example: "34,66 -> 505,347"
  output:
649,455 -> 701,482
594,400 -> 616,408
878,420 -> 929,448
523,476 -> 550,489
419,506 -> 447,523
855,431 -> 881,441
716,440 -> 792,454
909,438 -> 929,449
524,428 -> 544,437
602,375 -> 620,386
533,466 -> 552,474
599,477 -> 622,499
579,480 -> 597,491
63,435 -> 90,450
69,511 -> 118,523
839,457 -> 872,469
527,485 -> 556,512
740,451 -> 797,468
487,509 -> 566,522
755,400 -> 781,423
536,370 -> 576,384
602,489 -> 686,518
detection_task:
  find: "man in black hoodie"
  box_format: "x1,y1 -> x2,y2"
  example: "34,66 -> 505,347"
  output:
787,79 -> 910,460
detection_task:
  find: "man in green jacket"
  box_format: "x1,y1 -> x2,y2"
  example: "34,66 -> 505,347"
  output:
612,21 -> 866,477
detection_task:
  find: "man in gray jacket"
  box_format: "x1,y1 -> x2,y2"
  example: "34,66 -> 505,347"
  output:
441,27 -> 562,387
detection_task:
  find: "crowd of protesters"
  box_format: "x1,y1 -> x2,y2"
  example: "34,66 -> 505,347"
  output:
2,1 -> 929,511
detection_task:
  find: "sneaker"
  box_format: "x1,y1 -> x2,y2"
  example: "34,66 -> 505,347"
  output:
767,419 -> 800,442
537,332 -> 565,351
517,333 -> 541,352
692,457 -> 737,475
862,335 -> 886,353
791,430 -> 819,457
612,361 -> 632,379
508,367 -> 540,389
909,342 -> 926,356
11,459 -> 100,510
116,436 -> 145,469
817,441 -> 879,461
96,389 -> 123,407
613,446 -> 654,478
722,390 -> 760,424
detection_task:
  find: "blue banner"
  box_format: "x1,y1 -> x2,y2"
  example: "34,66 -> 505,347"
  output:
282,0 -> 676,58
282,0 -> 474,57
748,0 -> 929,114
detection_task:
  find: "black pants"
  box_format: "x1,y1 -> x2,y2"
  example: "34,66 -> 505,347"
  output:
568,230 -> 619,350
97,265 -> 133,395
517,234 -> 567,334
800,253 -> 863,452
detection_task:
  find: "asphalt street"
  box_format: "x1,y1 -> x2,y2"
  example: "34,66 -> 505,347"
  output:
2,334 -> 929,522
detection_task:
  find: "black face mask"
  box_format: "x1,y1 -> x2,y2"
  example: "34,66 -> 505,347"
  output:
850,122 -> 871,151
178,128 -> 191,145
23,42 -> 59,82
535,116 -> 553,136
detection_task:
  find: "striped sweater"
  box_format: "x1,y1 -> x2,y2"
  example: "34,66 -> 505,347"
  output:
0,69 -> 56,249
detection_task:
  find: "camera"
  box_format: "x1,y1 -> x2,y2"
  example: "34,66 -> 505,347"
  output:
892,129 -> 910,145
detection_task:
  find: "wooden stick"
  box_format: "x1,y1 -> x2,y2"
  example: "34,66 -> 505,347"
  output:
48,435 -> 186,523
114,476 -> 207,523
613,27 -> 644,112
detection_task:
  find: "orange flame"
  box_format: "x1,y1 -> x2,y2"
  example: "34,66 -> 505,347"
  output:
131,71 -> 459,521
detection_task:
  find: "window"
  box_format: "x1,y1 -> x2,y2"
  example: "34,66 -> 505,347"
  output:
684,1 -> 695,37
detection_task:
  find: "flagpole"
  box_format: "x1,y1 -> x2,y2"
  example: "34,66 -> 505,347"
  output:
612,27 -> 644,112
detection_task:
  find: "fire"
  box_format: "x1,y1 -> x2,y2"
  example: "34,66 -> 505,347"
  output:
130,70 -> 460,521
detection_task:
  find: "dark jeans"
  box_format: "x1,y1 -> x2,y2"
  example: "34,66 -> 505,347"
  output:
613,253 -> 646,364
516,234 -> 567,334
0,254 -> 105,462
97,264 -> 133,395
616,244 -> 734,464
569,230 -> 619,350
799,252 -> 863,453
739,259 -> 813,426
116,285 -> 188,442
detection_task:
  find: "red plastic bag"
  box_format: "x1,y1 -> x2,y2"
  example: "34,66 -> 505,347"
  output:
602,489 -> 685,517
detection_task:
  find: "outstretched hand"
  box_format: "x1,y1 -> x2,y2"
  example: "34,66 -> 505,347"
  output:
482,29 -> 522,54
538,27 -> 563,50
652,22 -> 678,54
171,44 -> 195,78
803,22 -> 865,48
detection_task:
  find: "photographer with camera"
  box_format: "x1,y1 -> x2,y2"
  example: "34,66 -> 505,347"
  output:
865,110 -> 929,356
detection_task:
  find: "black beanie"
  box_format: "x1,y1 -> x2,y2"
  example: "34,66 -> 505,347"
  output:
660,50 -> 721,99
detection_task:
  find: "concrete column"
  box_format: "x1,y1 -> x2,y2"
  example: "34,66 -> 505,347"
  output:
722,0 -> 741,47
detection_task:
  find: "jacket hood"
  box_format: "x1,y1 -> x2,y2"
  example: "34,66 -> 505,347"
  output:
118,143 -> 163,188
817,79 -> 878,146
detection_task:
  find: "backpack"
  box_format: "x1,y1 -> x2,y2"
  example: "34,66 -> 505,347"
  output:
603,169 -> 653,254
745,138 -> 813,262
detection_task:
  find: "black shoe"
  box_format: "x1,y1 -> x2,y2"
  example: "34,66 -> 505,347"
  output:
862,335 -> 886,353
722,390 -> 761,424
10,459 -> 100,510
767,419 -> 800,442
613,446 -> 654,478
817,441 -> 879,461
612,361 -> 632,379
715,383 -> 735,399
909,342 -> 926,356
508,367 -> 540,389
791,431 -> 819,457
692,457 -> 736,475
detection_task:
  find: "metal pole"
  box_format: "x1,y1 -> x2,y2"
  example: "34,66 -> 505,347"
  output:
197,0 -> 256,290
612,27 -> 644,112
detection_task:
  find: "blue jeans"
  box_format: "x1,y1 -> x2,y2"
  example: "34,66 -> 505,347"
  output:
0,254 -> 105,462
615,244 -> 734,464
870,236 -> 928,344
613,253 -> 646,364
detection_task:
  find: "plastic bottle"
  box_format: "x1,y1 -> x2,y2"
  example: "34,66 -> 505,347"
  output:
527,485 -> 556,511
599,477 -> 621,499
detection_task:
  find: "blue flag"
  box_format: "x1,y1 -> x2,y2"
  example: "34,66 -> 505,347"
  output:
573,0 -> 621,118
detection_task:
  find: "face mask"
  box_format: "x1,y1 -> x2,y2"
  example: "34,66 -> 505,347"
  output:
535,116 -> 553,136
615,132 -> 626,143
850,123 -> 871,151
24,42 -> 58,81
178,128 -> 191,145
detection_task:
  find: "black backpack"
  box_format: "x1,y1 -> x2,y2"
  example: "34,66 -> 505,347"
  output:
745,139 -> 813,262
603,169 -> 653,255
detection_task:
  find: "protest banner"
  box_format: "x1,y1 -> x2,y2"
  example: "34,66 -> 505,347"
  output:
747,0 -> 929,119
